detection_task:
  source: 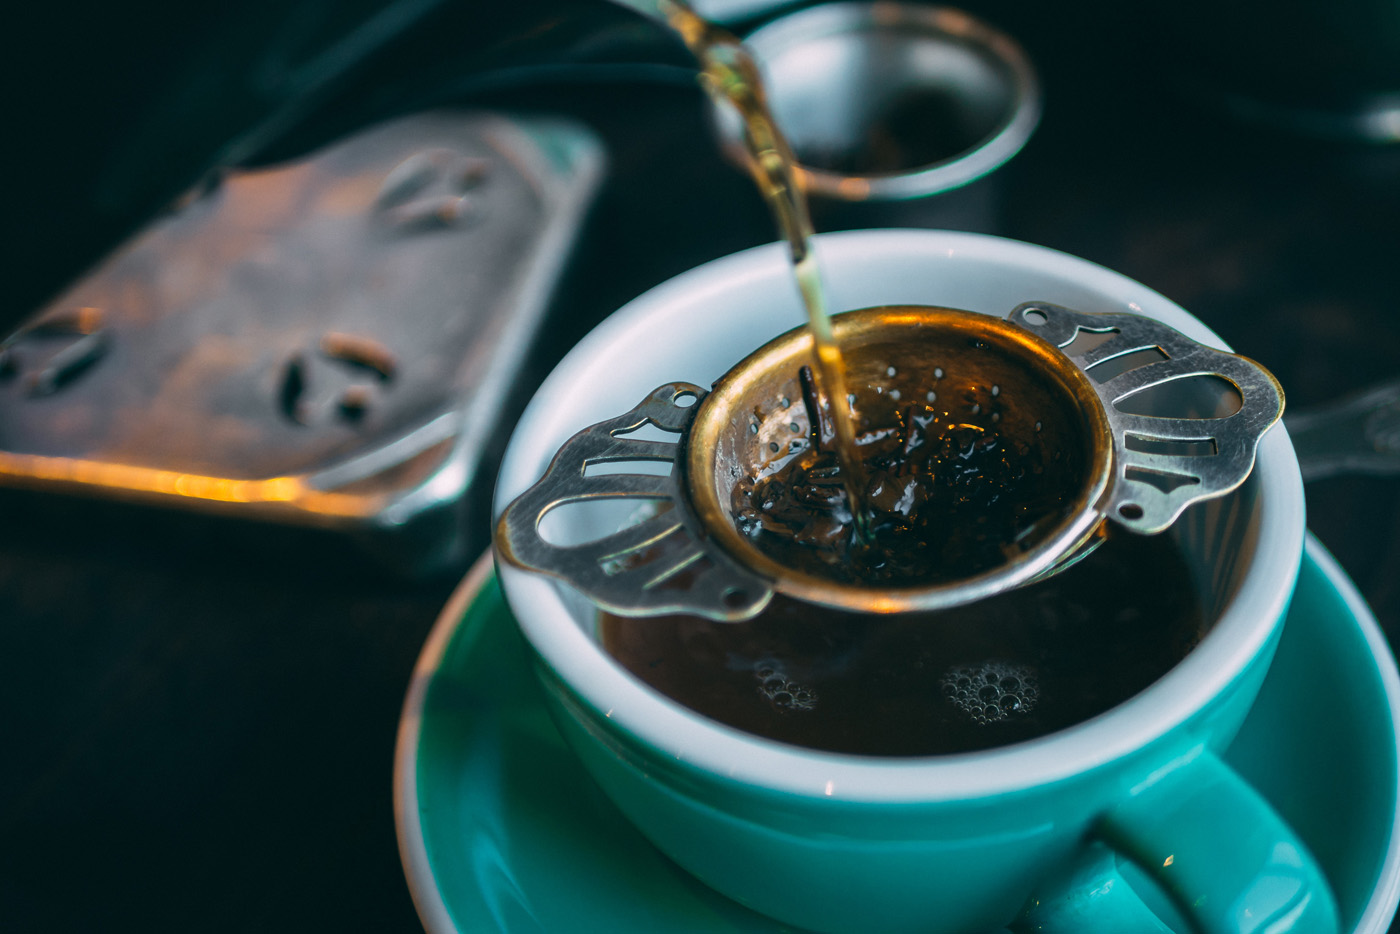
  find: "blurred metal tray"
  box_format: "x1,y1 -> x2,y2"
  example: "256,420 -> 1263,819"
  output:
0,111 -> 604,574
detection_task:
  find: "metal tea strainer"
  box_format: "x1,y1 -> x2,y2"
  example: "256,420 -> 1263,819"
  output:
495,302 -> 1283,621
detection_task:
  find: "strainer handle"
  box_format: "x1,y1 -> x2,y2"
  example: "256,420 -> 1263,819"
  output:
1009,302 -> 1285,535
494,382 -> 773,622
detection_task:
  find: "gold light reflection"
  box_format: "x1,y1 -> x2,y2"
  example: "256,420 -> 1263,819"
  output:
0,453 -> 377,519
832,175 -> 872,201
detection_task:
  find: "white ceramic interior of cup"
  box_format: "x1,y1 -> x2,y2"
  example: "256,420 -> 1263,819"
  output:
493,229 -> 1305,803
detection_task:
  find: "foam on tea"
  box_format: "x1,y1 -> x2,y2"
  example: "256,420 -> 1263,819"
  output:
600,529 -> 1204,756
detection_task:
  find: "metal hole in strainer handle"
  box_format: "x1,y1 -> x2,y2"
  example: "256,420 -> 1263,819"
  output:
495,301 -> 1284,621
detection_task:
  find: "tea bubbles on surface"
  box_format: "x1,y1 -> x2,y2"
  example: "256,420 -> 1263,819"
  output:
601,530 -> 1204,757
941,661 -> 1040,726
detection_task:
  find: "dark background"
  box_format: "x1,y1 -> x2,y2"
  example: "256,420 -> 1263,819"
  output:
3,1 -> 1399,931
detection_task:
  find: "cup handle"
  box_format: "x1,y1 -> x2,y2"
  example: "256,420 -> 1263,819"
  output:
1014,749 -> 1340,934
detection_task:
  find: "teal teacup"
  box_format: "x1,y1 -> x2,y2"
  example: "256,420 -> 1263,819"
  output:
492,229 -> 1333,934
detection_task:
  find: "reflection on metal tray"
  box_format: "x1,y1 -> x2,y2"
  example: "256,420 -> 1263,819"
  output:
0,111 -> 604,575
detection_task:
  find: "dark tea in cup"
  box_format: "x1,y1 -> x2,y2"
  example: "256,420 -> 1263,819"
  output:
601,529 -> 1203,756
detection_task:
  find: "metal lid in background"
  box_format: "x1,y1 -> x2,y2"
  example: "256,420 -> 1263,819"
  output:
709,2 -> 1041,202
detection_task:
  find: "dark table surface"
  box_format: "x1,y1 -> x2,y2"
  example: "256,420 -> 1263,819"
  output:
4,3 -> 1399,931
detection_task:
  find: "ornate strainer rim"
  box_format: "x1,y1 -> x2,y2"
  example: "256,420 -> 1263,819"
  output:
495,297 -> 1284,621
683,305 -> 1115,614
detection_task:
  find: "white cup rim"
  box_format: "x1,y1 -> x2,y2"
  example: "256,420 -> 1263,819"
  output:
494,229 -> 1305,804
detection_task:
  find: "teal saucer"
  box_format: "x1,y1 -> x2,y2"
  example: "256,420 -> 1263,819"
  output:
394,535 -> 1400,933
